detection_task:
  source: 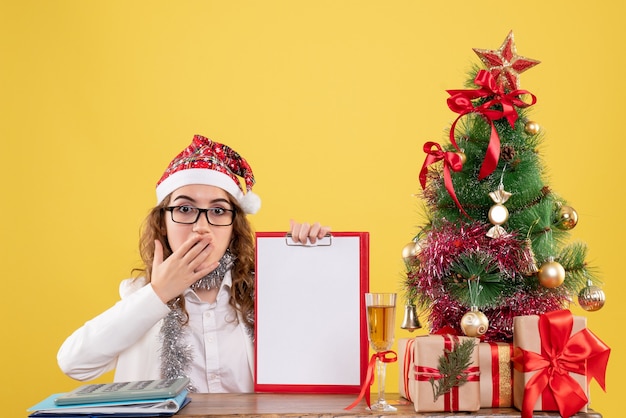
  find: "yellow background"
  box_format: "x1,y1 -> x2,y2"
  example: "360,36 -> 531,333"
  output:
1,1 -> 623,416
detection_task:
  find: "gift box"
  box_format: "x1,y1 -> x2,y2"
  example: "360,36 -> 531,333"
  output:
512,309 -> 610,418
478,341 -> 513,408
399,334 -> 480,412
398,338 -> 415,402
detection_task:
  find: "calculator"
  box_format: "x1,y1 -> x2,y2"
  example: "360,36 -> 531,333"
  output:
54,377 -> 190,405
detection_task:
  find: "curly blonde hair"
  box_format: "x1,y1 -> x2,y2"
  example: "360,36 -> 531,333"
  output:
134,193 -> 256,329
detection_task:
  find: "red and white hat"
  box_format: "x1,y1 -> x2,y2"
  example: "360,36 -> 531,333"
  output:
156,135 -> 261,214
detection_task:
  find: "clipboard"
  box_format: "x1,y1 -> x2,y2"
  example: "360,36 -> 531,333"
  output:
254,232 -> 369,393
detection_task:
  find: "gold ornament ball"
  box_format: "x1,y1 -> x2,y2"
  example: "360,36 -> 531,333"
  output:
557,205 -> 578,230
402,241 -> 422,261
456,151 -> 467,165
578,284 -> 606,312
525,121 -> 541,135
537,260 -> 565,288
460,309 -> 489,337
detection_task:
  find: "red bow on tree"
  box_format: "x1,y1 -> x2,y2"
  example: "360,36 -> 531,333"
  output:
419,141 -> 467,217
446,69 -> 536,180
512,310 -> 610,418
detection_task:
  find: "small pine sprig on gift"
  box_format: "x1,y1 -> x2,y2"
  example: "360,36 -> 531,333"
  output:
430,338 -> 477,402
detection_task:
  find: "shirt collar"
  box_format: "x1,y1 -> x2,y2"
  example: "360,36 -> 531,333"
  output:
183,270 -> 232,302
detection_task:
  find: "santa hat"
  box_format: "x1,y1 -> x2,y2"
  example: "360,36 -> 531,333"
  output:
156,135 -> 261,214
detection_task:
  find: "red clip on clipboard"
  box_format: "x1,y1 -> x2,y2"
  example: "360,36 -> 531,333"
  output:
254,232 -> 369,393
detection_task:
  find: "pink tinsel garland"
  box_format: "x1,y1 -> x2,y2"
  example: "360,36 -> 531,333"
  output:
407,220 -> 568,342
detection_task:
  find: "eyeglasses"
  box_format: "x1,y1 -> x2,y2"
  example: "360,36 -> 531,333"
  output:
164,205 -> 235,226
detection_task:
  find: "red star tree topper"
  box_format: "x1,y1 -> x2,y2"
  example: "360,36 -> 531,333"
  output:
473,30 -> 540,91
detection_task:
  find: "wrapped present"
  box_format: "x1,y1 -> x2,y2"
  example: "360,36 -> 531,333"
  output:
512,309 -> 610,418
401,334 -> 480,412
398,338 -> 415,402
478,341 -> 513,408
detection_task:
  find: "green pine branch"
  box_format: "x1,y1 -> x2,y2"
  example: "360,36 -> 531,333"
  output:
445,252 -> 504,307
430,338 -> 477,402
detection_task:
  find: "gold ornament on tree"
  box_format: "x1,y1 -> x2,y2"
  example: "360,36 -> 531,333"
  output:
460,307 -> 489,337
578,278 -> 606,311
537,256 -> 565,288
402,241 -> 420,260
524,120 -> 541,135
460,277 -> 489,337
487,183 -> 512,238
555,204 -> 578,230
402,239 -> 424,264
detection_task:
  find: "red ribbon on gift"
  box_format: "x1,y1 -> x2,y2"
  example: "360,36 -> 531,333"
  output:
419,141 -> 467,217
345,350 -> 397,410
486,341 -> 513,407
402,339 -> 416,402
415,365 -> 480,411
446,69 -> 536,180
511,309 -> 611,418
413,335 -> 480,412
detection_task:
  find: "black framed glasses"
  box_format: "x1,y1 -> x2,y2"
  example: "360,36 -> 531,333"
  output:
164,205 -> 236,226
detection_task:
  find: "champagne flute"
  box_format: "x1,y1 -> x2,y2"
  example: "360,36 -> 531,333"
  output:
365,292 -> 397,412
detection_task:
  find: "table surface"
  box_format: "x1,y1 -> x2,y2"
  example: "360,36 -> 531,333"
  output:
175,393 -> 602,417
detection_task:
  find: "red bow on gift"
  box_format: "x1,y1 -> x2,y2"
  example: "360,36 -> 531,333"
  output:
512,310 -> 611,418
419,141 -> 467,217
447,69 -> 536,180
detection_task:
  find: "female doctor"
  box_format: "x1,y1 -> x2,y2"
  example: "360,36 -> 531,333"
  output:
57,134 -> 329,393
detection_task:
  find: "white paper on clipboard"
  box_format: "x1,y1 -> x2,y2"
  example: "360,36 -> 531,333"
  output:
254,232 -> 369,393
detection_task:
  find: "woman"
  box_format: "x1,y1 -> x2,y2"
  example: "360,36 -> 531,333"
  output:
57,134 -> 329,392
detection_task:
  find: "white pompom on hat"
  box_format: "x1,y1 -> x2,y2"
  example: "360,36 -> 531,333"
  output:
156,135 -> 261,214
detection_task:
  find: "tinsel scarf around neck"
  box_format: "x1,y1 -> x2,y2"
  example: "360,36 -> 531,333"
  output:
159,250 -> 235,392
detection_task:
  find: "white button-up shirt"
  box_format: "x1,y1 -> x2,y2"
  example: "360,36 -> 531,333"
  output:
183,276 -> 253,392
57,272 -> 254,392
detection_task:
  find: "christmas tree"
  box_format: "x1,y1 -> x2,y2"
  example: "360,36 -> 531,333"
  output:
402,31 -> 606,342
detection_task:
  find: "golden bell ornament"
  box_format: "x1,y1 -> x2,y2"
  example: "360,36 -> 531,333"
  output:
537,257 -> 565,288
556,205 -> 578,230
578,279 -> 606,311
460,307 -> 489,337
524,121 -> 541,135
400,303 -> 422,332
